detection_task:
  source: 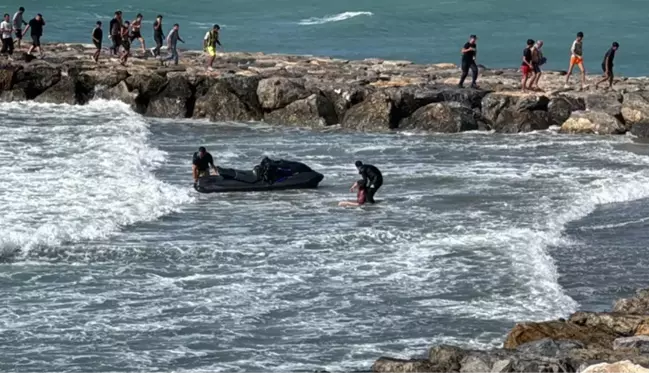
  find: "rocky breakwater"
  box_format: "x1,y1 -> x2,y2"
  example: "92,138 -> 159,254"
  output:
4,43 -> 649,136
373,288 -> 649,373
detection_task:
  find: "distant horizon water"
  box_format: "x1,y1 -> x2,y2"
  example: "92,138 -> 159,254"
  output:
2,0 -> 649,76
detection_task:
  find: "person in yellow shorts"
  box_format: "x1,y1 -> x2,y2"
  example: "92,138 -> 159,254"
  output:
565,31 -> 586,90
203,24 -> 222,70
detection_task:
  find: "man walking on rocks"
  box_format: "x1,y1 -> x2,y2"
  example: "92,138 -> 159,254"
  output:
458,34 -> 479,89
1,14 -> 14,58
23,13 -> 45,57
129,13 -> 145,54
204,24 -> 222,70
91,21 -> 102,63
151,15 -> 164,58
12,7 -> 26,49
164,23 -> 184,66
565,31 -> 586,90
595,42 -> 619,90
108,11 -> 122,56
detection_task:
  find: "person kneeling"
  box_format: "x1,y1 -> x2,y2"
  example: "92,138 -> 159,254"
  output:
338,180 -> 367,207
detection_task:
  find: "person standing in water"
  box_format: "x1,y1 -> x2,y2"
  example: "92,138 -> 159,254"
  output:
151,15 -> 164,58
203,24 -> 222,70
12,7 -> 26,49
91,21 -> 102,63
351,161 -> 383,204
458,34 -> 479,89
23,13 -> 45,57
129,13 -> 145,54
1,13 -> 14,57
164,23 -> 184,66
595,42 -> 619,90
565,31 -> 586,90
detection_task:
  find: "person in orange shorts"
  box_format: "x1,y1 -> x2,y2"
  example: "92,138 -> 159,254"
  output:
565,31 -> 586,90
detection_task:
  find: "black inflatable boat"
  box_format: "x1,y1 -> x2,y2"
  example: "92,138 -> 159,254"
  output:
194,157 -> 324,193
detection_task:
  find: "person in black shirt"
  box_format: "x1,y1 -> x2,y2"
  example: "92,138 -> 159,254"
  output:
351,160 -> 383,204
120,20 -> 130,66
151,15 -> 164,58
192,146 -> 218,183
108,11 -> 122,56
521,39 -> 535,92
23,13 -> 45,57
596,42 -> 619,90
458,34 -> 479,89
91,21 -> 102,63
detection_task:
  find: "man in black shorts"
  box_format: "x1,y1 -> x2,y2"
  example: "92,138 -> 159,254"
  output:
130,13 -> 145,54
192,146 -> 219,183
91,21 -> 102,62
108,11 -> 122,55
151,15 -> 164,58
352,160 -> 383,204
458,34 -> 479,89
595,42 -> 619,90
23,13 -> 45,57
12,7 -> 26,49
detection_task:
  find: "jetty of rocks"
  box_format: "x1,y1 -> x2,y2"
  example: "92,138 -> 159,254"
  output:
3,43 -> 649,137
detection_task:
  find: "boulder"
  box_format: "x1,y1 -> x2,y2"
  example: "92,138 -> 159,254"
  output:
371,357 -> 436,373
0,89 -> 27,102
145,75 -> 193,118
264,93 -> 338,127
614,288 -> 649,315
481,93 -> 551,132
305,80 -> 370,121
79,69 -> 129,89
13,64 -> 62,99
439,87 -> 490,108
220,75 -> 263,113
503,320 -> 618,349
33,77 -> 92,105
428,345 -> 466,371
460,354 -> 492,373
490,359 -> 513,373
193,79 -> 262,122
125,72 -> 167,100
399,101 -> 483,132
515,338 -> 585,357
257,76 -> 309,110
341,91 -> 396,131
613,336 -> 649,353
547,95 -> 586,126
584,92 -> 624,118
0,68 -> 16,91
622,92 -> 649,128
636,324 -> 649,336
94,81 -> 139,110
559,111 -> 626,135
631,123 -> 649,138
580,360 -> 649,373
569,312 -> 649,336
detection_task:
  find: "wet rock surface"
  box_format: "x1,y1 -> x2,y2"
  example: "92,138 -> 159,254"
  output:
2,43 -> 649,136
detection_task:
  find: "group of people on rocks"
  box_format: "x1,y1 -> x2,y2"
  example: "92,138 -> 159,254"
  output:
0,6 -> 224,70
0,7 -> 45,58
458,32 -> 620,91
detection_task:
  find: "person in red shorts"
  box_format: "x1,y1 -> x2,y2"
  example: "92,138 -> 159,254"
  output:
338,180 -> 367,207
521,39 -> 535,92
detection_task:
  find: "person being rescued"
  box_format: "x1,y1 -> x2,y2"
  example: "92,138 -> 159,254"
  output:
338,179 -> 367,207
192,146 -> 218,184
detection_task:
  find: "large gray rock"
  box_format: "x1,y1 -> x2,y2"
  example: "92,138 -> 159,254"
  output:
257,76 -> 309,110
548,95 -> 586,126
516,338 -> 585,357
264,93 -> 338,127
193,78 -> 262,122
371,357 -> 436,373
94,81 -> 139,110
33,77 -> 93,105
145,75 -> 193,118
0,89 -> 27,102
613,336 -> 649,353
613,288 -> 649,315
0,68 -> 16,91
584,92 -> 623,118
125,72 -> 167,100
429,345 -> 466,372
341,91 -> 396,130
79,69 -> 129,90
400,101 -> 482,132
481,93 -> 551,133
460,354 -> 492,373
439,87 -> 490,108
623,92 -> 649,128
13,64 -> 62,99
560,111 -> 626,135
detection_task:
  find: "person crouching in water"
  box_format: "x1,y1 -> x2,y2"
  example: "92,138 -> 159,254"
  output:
339,180 -> 367,207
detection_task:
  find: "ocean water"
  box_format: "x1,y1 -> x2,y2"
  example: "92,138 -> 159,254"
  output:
3,0 -> 649,76
2,100 -> 649,371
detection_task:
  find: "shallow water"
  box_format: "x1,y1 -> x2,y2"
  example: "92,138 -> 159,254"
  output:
1,100 -> 649,371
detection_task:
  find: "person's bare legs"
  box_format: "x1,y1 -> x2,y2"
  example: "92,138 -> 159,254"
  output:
578,62 -> 586,89
565,62 -> 575,87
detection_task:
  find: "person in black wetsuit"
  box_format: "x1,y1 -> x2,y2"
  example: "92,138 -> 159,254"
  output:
351,160 -> 383,204
192,146 -> 218,183
458,34 -> 479,89
595,42 -> 619,90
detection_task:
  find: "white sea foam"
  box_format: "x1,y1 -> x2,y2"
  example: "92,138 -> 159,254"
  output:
0,100 -> 194,259
298,11 -> 373,25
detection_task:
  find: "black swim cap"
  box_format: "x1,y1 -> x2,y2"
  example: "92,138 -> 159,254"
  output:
199,146 -> 206,152
355,161 -> 363,168
19,7 -> 25,11
213,24 -> 220,29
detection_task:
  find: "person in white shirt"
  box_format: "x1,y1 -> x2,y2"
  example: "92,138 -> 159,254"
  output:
1,13 -> 14,57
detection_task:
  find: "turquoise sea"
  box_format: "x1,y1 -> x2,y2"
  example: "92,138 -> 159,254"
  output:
3,0 -> 648,76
